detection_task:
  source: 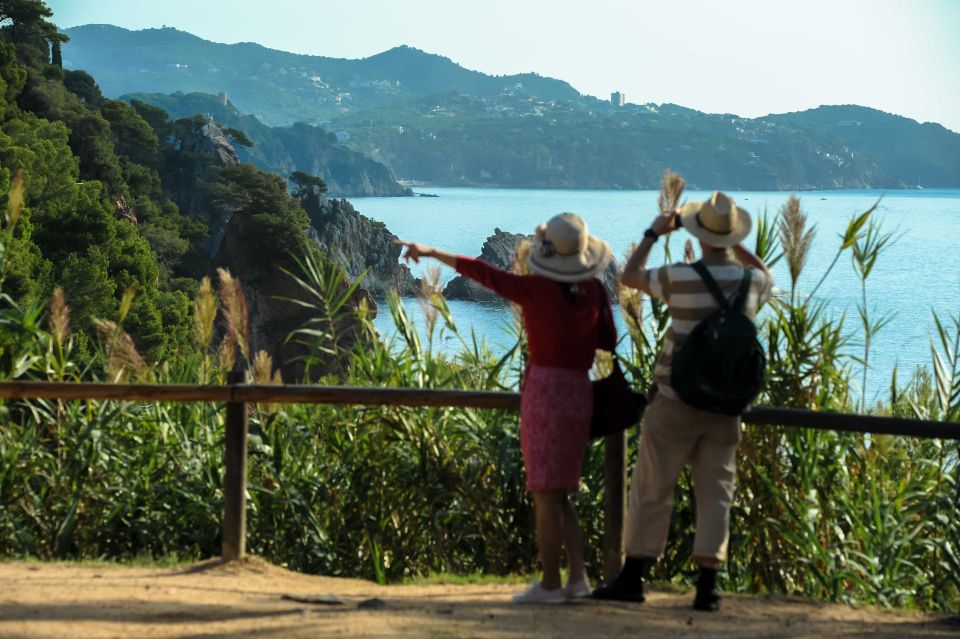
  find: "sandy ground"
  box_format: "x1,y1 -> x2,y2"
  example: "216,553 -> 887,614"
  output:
0,557 -> 956,639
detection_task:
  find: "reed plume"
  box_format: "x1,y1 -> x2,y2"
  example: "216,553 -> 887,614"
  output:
217,333 -> 236,372
217,268 -> 250,364
617,243 -> 644,342
509,239 -> 534,331
252,349 -> 282,411
683,239 -> 696,264
118,283 -> 138,323
592,348 -> 614,379
252,350 -> 277,385
658,169 -> 686,214
511,239 -> 533,276
778,195 -> 815,296
193,276 -> 218,351
91,317 -> 147,381
5,169 -> 25,230
418,265 -> 442,338
48,287 -> 70,348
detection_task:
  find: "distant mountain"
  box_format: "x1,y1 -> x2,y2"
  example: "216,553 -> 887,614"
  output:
121,91 -> 410,197
62,24 -> 960,190
62,24 -> 581,126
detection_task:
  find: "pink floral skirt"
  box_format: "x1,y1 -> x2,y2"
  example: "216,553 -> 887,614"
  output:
520,365 -> 592,492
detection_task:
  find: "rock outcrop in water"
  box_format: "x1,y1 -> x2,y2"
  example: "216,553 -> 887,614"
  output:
443,228 -> 620,301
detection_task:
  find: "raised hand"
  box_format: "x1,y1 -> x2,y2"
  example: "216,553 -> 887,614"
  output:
650,208 -> 679,237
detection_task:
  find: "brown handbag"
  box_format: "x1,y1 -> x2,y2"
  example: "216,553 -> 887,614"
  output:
590,288 -> 646,439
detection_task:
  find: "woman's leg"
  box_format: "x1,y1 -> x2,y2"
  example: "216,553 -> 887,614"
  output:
532,490 -> 565,590
560,494 -> 586,585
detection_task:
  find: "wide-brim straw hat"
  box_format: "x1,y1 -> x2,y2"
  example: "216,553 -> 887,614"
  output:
679,191 -> 752,248
527,213 -> 612,283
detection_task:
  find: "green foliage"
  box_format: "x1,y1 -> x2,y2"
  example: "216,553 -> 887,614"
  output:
0,17 -> 211,363
0,0 -> 62,68
208,162 -> 310,281
222,126 -> 251,148
100,99 -> 158,162
0,41 -> 24,116
290,170 -> 327,196
127,98 -> 170,141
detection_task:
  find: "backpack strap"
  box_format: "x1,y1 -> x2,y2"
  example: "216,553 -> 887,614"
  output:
733,268 -> 753,312
690,261 -> 754,312
689,261 -> 730,310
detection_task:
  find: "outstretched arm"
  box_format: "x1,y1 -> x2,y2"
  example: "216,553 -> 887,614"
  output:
396,240 -> 458,269
395,239 -> 535,305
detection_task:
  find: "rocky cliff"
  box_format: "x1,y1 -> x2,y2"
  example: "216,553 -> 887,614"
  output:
214,212 -> 374,381
302,194 -> 418,297
443,228 -> 620,301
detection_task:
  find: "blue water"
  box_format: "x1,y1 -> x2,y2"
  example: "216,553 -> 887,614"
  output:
355,187 -> 960,403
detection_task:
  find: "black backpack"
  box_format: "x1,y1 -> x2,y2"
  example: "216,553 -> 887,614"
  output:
670,261 -> 765,415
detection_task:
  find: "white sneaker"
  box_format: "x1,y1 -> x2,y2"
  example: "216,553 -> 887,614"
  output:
565,578 -> 592,599
512,581 -> 568,604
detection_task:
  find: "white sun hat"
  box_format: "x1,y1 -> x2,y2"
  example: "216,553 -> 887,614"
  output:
679,191 -> 752,248
527,213 -> 612,283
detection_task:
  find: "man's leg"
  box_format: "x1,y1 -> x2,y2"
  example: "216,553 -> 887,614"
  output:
689,415 -> 740,611
594,395 -> 696,601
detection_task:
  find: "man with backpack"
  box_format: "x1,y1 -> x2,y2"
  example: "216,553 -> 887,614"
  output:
593,191 -> 774,611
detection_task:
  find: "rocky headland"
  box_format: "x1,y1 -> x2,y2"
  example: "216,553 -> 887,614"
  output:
303,195 -> 418,297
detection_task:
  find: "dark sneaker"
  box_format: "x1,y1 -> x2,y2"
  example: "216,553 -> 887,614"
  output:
591,579 -> 646,603
693,566 -> 720,611
692,590 -> 720,611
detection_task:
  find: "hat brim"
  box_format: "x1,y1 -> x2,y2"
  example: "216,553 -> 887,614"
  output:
679,202 -> 752,248
527,235 -> 612,283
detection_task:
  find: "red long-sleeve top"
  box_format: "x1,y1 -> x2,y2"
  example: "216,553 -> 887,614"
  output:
455,256 -> 615,370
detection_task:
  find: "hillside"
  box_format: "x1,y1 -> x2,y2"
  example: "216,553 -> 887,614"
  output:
766,105 -> 960,188
60,24 -> 960,190
61,24 -> 581,126
331,96 -> 960,189
331,97 -> 873,190
121,91 -> 411,197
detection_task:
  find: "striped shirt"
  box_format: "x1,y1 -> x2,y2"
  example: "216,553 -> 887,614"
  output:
634,252 -> 775,400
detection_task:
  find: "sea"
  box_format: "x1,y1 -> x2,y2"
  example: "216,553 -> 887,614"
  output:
353,187 -> 960,404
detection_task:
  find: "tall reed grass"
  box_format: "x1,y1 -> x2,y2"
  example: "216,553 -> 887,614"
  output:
0,188 -> 957,611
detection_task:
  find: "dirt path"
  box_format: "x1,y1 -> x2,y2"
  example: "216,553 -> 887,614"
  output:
0,557 -> 956,638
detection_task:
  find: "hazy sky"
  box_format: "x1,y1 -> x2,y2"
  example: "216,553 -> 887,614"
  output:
48,0 -> 960,131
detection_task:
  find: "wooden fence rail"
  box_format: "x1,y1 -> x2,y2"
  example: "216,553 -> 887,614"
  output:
1,380 -> 958,577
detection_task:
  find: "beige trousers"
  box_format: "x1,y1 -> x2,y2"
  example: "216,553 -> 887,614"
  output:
624,392 -> 741,562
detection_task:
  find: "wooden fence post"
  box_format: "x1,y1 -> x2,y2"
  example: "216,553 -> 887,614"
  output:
602,430 -> 627,582
222,371 -> 248,561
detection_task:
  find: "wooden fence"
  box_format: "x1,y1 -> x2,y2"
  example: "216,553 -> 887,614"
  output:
2,379 -> 959,580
